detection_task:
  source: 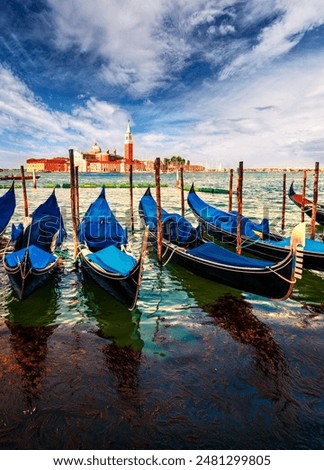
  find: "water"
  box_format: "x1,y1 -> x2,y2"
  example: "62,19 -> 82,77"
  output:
0,171 -> 323,450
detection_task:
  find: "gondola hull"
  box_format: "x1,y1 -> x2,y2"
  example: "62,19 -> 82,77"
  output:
79,249 -> 143,311
3,255 -> 57,300
198,217 -> 324,271
153,237 -> 296,300
139,187 -> 303,301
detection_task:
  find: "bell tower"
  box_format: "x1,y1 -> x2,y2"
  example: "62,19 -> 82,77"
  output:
124,120 -> 133,164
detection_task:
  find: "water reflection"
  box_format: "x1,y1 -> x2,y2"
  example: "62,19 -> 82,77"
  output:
4,283 -> 59,413
292,269 -> 324,305
164,263 -> 291,400
164,260 -> 242,306
203,294 -> 287,378
82,278 -> 144,395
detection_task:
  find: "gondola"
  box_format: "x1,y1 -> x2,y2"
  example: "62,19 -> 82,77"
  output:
0,174 -> 40,181
0,182 -> 16,239
3,191 -> 66,299
288,181 -> 324,226
187,184 -> 324,271
139,187 -> 304,300
77,186 -> 148,311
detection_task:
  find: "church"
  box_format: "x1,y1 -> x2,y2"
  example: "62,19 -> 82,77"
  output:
26,122 -> 154,173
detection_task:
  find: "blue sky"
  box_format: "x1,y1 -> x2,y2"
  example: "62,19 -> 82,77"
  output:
1,0 -> 324,169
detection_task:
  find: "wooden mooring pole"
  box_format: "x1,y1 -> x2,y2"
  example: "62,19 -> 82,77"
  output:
20,165 -> 28,217
310,162 -> 319,240
236,162 -> 243,255
281,173 -> 286,231
129,164 -> 134,233
228,168 -> 233,212
154,158 -> 163,265
301,170 -> 307,222
69,149 -> 78,258
75,165 -> 80,222
180,166 -> 185,216
32,169 -> 37,189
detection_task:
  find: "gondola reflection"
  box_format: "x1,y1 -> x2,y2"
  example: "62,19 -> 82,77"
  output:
81,277 -> 144,395
203,294 -> 287,378
164,262 -> 287,378
4,282 -> 59,413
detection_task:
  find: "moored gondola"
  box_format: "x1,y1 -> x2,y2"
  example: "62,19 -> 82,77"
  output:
139,187 -> 304,300
288,181 -> 324,226
77,187 -> 148,311
187,183 -> 324,271
0,174 -> 40,181
3,190 -> 66,299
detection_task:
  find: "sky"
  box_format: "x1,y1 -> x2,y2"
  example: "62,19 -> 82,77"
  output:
1,0 -> 324,169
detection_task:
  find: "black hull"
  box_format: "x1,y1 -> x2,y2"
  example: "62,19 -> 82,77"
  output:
79,254 -> 143,311
4,261 -> 58,300
157,238 -> 296,300
200,218 -> 324,271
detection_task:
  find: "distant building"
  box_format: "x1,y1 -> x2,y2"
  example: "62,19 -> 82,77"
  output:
26,158 -> 47,172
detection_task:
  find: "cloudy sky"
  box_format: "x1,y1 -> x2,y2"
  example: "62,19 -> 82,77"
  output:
1,0 -> 324,169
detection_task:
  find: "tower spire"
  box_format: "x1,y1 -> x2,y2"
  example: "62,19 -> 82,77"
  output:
124,119 -> 133,164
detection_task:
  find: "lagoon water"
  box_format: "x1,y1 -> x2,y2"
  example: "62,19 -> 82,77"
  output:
0,171 -> 323,450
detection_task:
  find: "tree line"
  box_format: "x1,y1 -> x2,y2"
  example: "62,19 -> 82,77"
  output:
163,156 -> 190,167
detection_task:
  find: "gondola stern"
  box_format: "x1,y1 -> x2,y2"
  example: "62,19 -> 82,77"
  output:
290,222 -> 306,252
290,222 -> 306,281
288,180 -> 295,199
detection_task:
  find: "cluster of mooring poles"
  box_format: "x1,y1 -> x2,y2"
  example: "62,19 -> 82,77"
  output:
159,160 -> 322,262
18,155 -> 322,265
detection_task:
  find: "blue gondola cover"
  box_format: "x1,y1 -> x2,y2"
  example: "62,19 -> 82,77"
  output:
188,242 -> 272,268
0,184 -> 16,235
87,245 -> 136,276
78,187 -> 127,251
5,245 -> 56,269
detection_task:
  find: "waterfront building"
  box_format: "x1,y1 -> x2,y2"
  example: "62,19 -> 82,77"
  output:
26,158 -> 47,172
25,121 -> 204,173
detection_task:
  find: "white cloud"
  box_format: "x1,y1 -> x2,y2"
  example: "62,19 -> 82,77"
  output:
134,53 -> 324,168
47,0 -> 171,96
46,0 -> 241,96
1,2 -> 324,169
0,66 -> 130,165
220,0 -> 324,78
47,0 -> 324,97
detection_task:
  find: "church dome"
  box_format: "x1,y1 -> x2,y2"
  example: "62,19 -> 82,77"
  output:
90,142 -> 101,154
